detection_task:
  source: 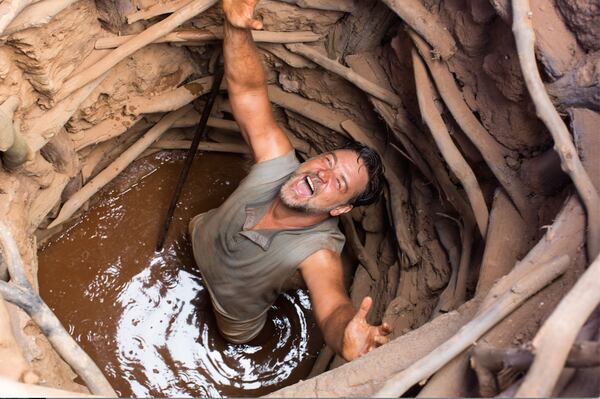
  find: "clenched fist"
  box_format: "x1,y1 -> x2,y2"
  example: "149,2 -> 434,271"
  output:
222,0 -> 263,30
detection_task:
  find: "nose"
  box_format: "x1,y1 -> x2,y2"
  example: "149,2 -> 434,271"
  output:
317,168 -> 331,182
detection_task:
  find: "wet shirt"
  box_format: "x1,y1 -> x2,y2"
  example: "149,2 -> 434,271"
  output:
190,151 -> 346,321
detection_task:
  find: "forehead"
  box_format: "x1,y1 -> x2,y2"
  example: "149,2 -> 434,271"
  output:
331,149 -> 369,187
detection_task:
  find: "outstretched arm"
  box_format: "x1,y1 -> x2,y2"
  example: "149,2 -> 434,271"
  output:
222,0 -> 293,163
299,249 -> 391,361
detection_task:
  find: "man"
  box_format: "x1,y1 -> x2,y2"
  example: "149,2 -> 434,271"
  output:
189,0 -> 391,361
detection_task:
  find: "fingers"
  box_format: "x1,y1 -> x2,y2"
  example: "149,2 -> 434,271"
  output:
249,18 -> 263,30
354,296 -> 373,321
374,334 -> 389,346
380,321 -> 392,335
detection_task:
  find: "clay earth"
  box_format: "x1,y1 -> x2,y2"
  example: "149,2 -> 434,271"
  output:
0,0 -> 598,397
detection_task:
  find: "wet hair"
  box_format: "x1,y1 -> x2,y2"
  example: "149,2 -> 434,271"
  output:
336,140 -> 385,207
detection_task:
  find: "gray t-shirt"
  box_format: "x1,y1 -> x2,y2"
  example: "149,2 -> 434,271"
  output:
190,151 -> 346,321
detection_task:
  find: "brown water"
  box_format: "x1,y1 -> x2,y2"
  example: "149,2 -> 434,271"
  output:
38,151 -> 323,397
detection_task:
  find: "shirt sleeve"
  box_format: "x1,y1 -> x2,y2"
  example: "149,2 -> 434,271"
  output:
238,151 -> 300,188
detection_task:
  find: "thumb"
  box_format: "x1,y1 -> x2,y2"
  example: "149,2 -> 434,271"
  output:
355,296 -> 373,321
249,19 -> 263,30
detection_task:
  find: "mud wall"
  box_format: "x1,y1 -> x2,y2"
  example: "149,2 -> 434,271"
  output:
0,0 -> 598,396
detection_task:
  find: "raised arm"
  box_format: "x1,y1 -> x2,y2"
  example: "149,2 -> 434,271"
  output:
299,249 -> 391,361
222,0 -> 293,163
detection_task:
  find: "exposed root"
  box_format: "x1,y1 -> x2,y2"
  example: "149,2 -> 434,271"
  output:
285,43 -> 401,106
516,253 -> 600,397
409,31 -> 531,218
379,0 -> 456,60
56,0 -> 218,101
373,255 -> 570,397
512,0 -> 600,260
48,105 -> 192,229
0,221 -> 115,396
340,214 -> 380,281
412,48 -> 488,237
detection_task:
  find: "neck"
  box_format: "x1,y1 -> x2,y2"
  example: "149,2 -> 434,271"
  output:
268,197 -> 330,229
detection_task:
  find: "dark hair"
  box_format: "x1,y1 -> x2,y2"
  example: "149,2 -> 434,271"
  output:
337,140 -> 385,207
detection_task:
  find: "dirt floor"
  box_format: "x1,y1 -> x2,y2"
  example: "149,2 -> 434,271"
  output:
0,0 -> 598,397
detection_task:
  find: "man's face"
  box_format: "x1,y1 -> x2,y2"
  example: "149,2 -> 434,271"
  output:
279,149 -> 369,216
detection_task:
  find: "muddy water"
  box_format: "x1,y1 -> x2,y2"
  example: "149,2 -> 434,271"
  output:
38,151 -> 323,397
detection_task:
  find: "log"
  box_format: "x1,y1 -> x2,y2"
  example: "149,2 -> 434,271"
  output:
0,221 -> 115,396
47,105 -> 192,229
95,29 -> 322,49
379,0 -> 456,60
412,48 -> 489,237
512,0 -> 600,260
29,173 -> 70,229
516,253 -> 600,397
126,0 -> 191,24
0,0 -> 39,35
2,0 -> 77,35
277,0 -> 355,12
373,255 -> 570,397
55,0 -> 218,101
127,76 -> 215,115
285,43 -> 401,106
410,32 -> 531,217
73,116 -> 144,151
267,85 -> 346,133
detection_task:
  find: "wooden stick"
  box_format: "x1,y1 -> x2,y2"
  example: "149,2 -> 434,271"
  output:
512,0 -> 600,260
516,253 -> 600,397
95,29 -> 322,49
373,255 -> 570,397
380,0 -> 456,60
0,221 -> 115,396
126,0 -> 191,24
409,31 -> 531,217
412,48 -> 489,237
56,0 -> 218,101
286,43 -> 401,106
267,85 -> 346,134
278,0 -> 355,12
48,105 -> 192,229
150,139 -> 250,154
2,0 -> 76,35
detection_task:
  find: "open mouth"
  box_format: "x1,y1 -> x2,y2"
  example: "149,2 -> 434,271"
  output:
295,175 -> 316,197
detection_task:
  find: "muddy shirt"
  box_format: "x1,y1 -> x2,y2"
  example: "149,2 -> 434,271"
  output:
190,151 -> 346,321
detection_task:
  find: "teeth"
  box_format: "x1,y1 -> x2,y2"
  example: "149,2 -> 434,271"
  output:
306,176 -> 315,193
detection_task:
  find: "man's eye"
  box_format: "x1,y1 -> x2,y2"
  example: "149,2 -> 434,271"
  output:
336,179 -> 341,190
326,157 -> 332,166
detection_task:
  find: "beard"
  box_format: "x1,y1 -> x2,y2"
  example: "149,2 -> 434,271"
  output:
279,172 -> 337,215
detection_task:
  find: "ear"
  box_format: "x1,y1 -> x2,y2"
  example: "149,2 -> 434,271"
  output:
329,204 -> 353,217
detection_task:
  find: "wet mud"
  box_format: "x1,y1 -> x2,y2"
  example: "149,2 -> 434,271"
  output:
38,151 -> 323,397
